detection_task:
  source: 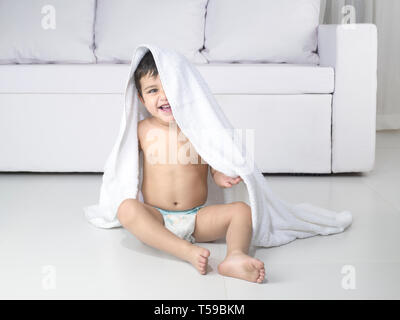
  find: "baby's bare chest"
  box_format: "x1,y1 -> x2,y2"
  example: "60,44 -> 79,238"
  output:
140,126 -> 204,167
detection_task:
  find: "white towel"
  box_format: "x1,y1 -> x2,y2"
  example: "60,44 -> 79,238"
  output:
83,44 -> 353,247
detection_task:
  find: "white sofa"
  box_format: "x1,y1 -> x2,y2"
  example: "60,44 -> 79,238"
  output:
0,0 -> 377,174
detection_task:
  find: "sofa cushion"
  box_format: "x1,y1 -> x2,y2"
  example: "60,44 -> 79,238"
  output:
0,0 -> 96,64
94,0 -> 208,64
202,0 -> 320,65
0,63 -> 334,94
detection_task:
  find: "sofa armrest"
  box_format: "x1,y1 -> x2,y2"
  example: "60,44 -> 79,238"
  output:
318,24 -> 378,173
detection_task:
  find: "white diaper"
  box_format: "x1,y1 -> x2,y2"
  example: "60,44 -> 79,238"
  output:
154,204 -> 204,244
162,214 -> 197,244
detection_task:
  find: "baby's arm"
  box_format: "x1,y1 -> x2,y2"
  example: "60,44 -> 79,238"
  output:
138,120 -> 143,152
210,167 -> 217,178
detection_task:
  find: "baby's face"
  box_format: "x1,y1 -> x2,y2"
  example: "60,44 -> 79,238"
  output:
138,73 -> 175,125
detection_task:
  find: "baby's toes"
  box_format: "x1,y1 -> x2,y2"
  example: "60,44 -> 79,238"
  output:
257,269 -> 266,283
251,259 -> 263,270
200,248 -> 210,258
255,259 -> 264,268
198,264 -> 207,274
199,261 -> 207,268
198,259 -> 208,274
199,256 -> 208,264
251,259 -> 265,282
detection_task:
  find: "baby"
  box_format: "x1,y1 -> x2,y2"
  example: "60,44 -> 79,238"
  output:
117,51 -> 265,283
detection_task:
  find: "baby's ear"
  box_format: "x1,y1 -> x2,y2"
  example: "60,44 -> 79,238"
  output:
137,91 -> 144,103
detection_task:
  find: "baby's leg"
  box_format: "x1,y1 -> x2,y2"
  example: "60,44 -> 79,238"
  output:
193,202 -> 265,283
117,199 -> 210,274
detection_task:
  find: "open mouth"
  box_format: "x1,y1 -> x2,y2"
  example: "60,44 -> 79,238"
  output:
158,104 -> 171,112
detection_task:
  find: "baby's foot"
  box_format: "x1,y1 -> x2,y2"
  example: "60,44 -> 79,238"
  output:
186,245 -> 210,275
217,251 -> 265,283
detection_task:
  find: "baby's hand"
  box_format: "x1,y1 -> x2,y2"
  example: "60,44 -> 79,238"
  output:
213,171 -> 243,188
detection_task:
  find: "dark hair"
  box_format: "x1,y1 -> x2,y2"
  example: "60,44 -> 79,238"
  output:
134,51 -> 159,99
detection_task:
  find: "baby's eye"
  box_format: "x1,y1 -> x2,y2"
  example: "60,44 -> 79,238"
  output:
148,89 -> 157,93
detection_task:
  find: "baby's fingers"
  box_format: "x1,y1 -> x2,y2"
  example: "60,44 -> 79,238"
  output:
224,181 -> 233,188
230,177 -> 242,184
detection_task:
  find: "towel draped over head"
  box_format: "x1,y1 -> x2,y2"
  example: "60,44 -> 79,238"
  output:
83,44 -> 353,247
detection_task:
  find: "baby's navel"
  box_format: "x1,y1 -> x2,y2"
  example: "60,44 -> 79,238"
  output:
173,202 -> 178,206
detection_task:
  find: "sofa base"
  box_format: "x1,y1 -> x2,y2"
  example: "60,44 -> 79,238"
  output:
217,94 -> 332,174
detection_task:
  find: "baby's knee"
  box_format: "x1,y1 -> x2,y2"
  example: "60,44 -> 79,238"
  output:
232,201 -> 252,219
117,198 -> 142,224
233,201 -> 251,211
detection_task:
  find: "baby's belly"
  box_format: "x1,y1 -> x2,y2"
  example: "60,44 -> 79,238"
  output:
141,164 -> 209,211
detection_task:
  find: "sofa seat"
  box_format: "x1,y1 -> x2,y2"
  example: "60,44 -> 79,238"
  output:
0,63 -> 334,94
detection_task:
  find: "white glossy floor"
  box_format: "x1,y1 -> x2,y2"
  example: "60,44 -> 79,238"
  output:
1,130 -> 399,299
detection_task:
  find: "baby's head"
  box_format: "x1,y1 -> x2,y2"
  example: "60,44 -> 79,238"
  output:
134,51 -> 174,124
